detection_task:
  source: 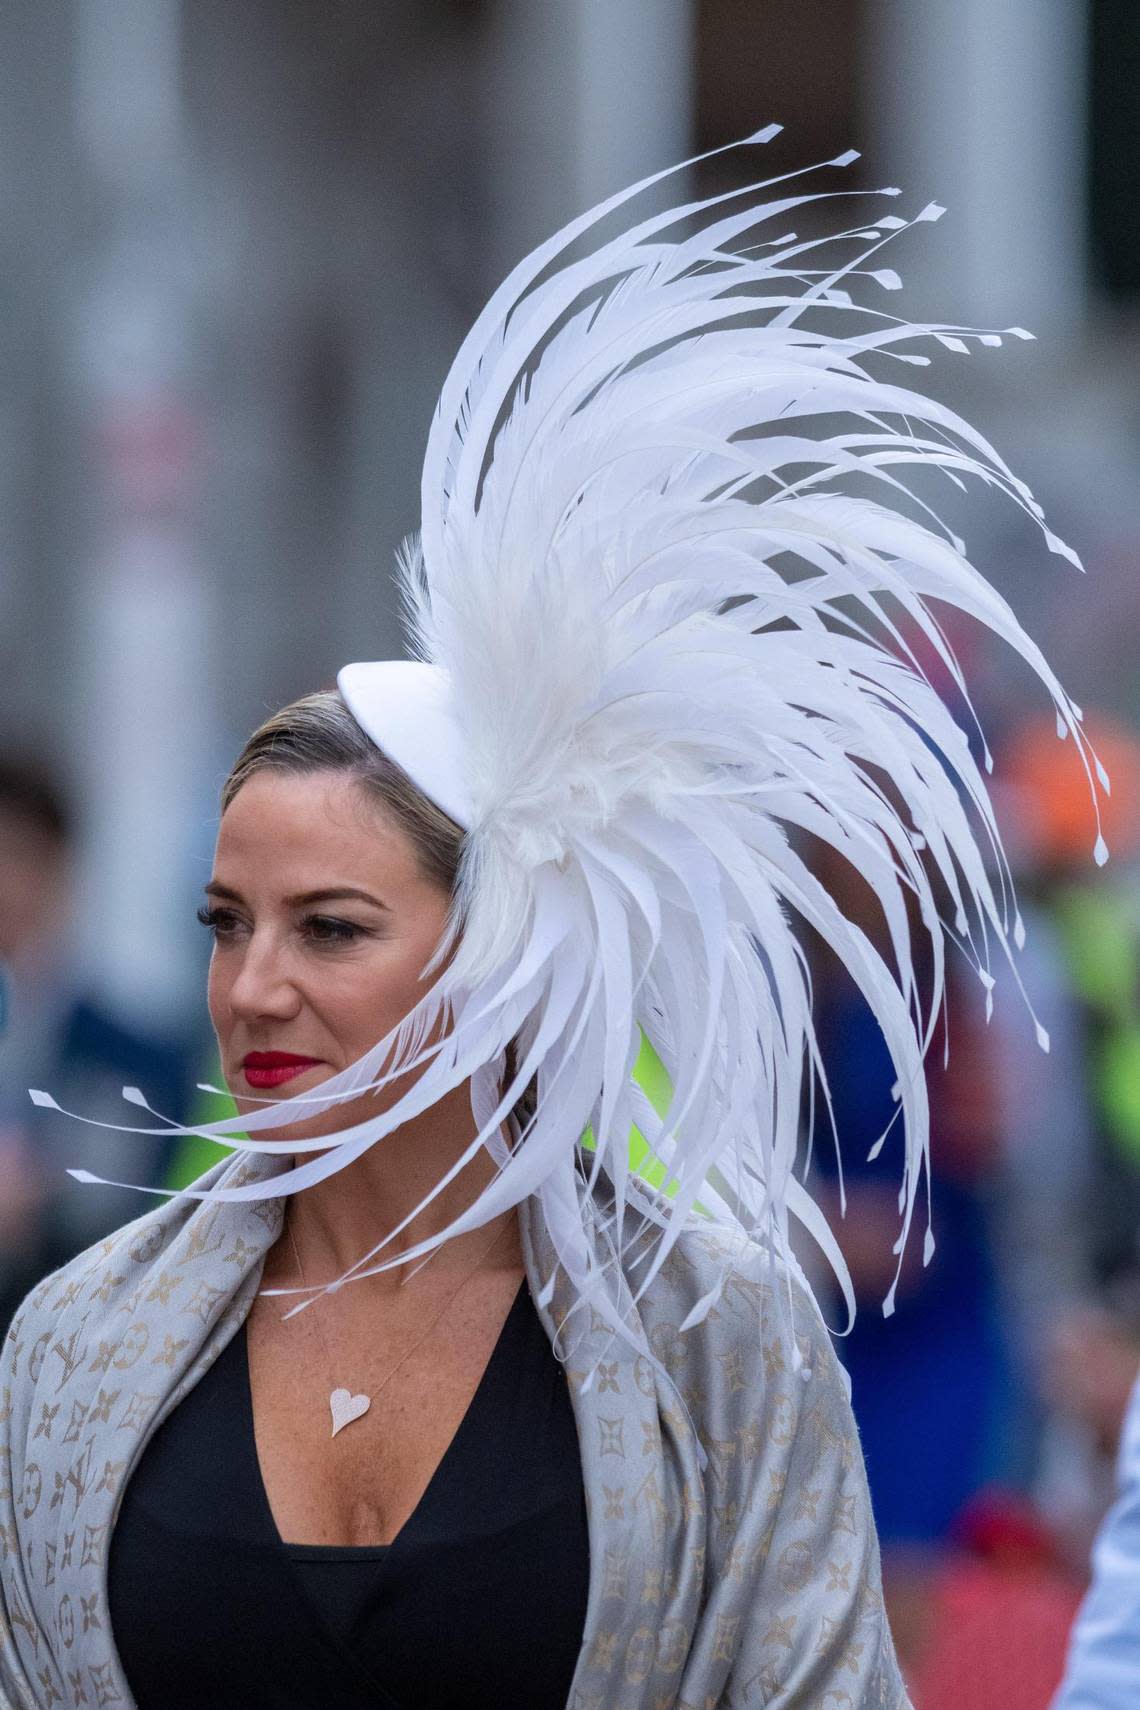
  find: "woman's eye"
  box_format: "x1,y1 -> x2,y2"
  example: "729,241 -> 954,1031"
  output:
302,915 -> 365,945
195,906 -> 366,946
196,904 -> 243,939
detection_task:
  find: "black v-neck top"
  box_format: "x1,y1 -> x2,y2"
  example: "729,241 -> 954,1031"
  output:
107,1280 -> 591,1709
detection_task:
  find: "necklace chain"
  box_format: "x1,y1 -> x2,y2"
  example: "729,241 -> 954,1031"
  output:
284,1214 -> 512,1437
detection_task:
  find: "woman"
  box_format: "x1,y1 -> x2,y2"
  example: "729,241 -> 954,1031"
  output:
1,131 -> 1097,1709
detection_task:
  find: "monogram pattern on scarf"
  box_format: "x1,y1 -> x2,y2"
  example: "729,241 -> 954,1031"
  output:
1,1153 -> 910,1709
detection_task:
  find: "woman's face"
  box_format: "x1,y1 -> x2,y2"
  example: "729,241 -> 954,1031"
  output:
204,769 -> 452,1141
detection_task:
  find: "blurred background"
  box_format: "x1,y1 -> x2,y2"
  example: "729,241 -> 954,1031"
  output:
1,2 -> 1138,1702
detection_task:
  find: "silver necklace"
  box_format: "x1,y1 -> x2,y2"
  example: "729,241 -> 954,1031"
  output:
284,1217 -> 511,1438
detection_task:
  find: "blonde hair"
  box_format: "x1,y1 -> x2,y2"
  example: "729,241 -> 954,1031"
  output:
222,690 -> 464,894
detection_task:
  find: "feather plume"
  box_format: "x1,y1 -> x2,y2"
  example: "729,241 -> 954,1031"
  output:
58,132 -> 1100,1361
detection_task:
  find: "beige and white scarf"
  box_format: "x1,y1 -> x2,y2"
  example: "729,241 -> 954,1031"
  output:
0,1152 -> 909,1709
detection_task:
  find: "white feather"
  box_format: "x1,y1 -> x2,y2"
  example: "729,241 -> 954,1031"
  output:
59,134 -> 1102,1347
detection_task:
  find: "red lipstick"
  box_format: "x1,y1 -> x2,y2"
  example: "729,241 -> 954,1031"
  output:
241,1052 -> 323,1090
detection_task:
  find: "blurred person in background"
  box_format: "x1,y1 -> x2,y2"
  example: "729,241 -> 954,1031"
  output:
807,618 -> 1033,1558
879,710 -> 1140,1708
810,703 -> 1140,1706
811,855 -> 1016,1551
992,714 -> 1140,1573
1052,1367 -> 1140,1709
0,756 -> 193,1327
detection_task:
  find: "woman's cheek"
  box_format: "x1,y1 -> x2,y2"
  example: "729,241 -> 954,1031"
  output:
205,960 -> 229,1044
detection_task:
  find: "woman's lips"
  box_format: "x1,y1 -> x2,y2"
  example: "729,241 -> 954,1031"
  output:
241,1053 -> 323,1090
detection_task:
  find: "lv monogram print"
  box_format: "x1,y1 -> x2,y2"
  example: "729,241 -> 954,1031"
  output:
525,1201 -> 911,1710
0,1155 -> 283,1708
3,1157 -> 910,1709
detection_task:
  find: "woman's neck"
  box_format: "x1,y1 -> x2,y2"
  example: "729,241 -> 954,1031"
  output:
270,1080 -> 521,1295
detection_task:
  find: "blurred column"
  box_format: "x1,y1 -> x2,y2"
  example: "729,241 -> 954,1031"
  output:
571,0 -> 695,207
0,3 -> 78,757
861,0 -> 1089,335
486,0 -> 696,271
70,0 -> 214,1028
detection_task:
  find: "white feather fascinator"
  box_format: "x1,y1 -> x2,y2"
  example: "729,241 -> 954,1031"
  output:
52,128 -> 1104,1354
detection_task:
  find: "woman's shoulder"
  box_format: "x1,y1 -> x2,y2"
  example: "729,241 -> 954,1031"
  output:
627,1209 -> 848,1431
630,1204 -> 828,1351
13,1199 -> 180,1327
1,1157 -> 249,1443
3,1202 -> 183,1419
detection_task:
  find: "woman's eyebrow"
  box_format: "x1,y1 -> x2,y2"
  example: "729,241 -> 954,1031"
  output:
203,881 -> 389,910
286,886 -> 390,910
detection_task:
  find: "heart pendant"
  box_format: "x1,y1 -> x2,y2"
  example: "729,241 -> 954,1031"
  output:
329,1387 -> 372,1438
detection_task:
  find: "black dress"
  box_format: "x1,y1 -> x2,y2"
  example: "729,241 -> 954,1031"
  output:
108,1280 -> 591,1709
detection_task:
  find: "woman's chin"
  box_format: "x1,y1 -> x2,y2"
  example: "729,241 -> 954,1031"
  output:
226,1079 -> 396,1148
232,1109 -> 344,1148
228,1071 -> 332,1125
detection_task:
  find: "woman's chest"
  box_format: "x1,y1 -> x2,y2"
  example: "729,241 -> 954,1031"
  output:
245,1269 -> 532,1546
104,1293 -> 593,1710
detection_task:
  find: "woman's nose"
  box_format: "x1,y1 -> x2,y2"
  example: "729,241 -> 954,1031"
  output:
225,935 -> 301,1021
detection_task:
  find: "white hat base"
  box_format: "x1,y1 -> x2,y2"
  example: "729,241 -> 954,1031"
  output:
337,659 -> 472,831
